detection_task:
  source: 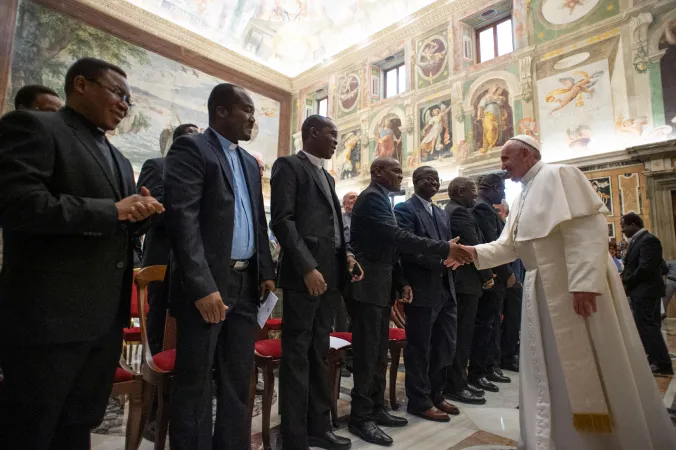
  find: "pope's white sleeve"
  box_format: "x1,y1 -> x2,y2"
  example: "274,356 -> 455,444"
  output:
474,223 -> 518,270
559,213 -> 608,294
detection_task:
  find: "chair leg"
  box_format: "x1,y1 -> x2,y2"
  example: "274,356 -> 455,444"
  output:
331,357 -> 341,428
248,364 -> 257,442
126,388 -> 143,450
389,344 -> 402,411
154,385 -> 171,450
262,363 -> 274,450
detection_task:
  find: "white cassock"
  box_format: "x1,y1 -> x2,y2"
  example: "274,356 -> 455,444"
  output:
474,160 -> 676,450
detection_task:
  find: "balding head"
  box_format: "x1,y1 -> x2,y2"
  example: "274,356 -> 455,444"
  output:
371,157 -> 403,191
500,139 -> 539,182
448,177 -> 477,208
343,191 -> 358,213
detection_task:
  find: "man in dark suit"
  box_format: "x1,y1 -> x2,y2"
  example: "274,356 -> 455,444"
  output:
394,166 -> 460,423
137,123 -> 198,354
164,83 -> 275,449
502,257 -> 524,372
470,174 -> 514,385
348,157 -> 471,446
0,57 -> 163,449
444,177 -> 494,404
620,212 -> 673,375
270,115 -> 358,450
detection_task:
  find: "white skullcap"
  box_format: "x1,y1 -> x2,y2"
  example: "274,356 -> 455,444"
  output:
507,134 -> 541,151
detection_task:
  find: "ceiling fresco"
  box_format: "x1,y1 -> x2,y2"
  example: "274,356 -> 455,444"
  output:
125,0 -> 438,76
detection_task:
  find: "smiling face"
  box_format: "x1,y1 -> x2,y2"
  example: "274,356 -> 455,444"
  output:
72,69 -> 131,131
501,141 -> 535,182
373,157 -> 403,191
414,167 -> 440,200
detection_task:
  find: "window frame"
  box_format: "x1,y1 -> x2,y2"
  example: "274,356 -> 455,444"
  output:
384,63 -> 406,99
316,96 -> 328,116
475,16 -> 513,64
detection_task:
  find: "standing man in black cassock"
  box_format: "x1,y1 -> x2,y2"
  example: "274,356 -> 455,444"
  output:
271,115 -> 359,450
394,166 -> 460,423
348,157 -> 471,446
164,83 -> 275,449
0,57 -> 163,449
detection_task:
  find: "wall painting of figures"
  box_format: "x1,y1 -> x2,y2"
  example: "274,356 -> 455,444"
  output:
471,84 -> 514,154
418,98 -> 453,163
334,128 -> 362,180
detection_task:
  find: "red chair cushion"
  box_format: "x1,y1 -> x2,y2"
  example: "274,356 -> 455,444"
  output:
255,339 -> 282,358
114,367 -> 135,383
153,349 -> 176,372
266,318 -> 282,330
123,327 -> 141,342
389,327 -> 406,341
330,332 -> 353,343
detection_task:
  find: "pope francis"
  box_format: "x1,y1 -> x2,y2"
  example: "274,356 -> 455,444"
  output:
459,135 -> 676,450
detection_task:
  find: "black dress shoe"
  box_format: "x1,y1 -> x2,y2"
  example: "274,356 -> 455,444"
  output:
487,370 -> 511,383
308,431 -> 352,450
469,377 -> 499,392
348,421 -> 393,446
651,364 -> 675,376
465,383 -> 485,397
372,409 -> 408,427
445,389 -> 487,405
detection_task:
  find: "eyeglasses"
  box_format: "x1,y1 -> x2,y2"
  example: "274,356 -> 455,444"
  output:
86,78 -> 134,108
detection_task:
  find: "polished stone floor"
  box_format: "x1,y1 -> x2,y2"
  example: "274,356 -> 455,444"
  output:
92,319 -> 676,450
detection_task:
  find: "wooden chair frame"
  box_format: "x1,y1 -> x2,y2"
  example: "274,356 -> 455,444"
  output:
389,304 -> 407,411
112,357 -> 144,450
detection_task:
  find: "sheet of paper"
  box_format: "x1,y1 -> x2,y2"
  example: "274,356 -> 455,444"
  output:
257,291 -> 279,329
330,336 -> 351,350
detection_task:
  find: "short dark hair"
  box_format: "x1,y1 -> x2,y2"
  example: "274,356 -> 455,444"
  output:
173,123 -> 198,141
64,58 -> 127,96
301,115 -> 332,142
479,173 -> 505,189
448,177 -> 475,198
14,84 -> 60,110
621,212 -> 643,228
412,165 -> 436,182
207,83 -> 242,117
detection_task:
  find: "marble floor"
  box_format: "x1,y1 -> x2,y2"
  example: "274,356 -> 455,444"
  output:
92,320 -> 676,450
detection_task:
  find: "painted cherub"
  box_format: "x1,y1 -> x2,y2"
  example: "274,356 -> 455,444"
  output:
615,114 -> 648,137
561,0 -> 585,15
545,70 -> 603,114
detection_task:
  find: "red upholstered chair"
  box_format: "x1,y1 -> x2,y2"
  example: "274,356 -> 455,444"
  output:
135,265 -> 172,450
389,304 -> 407,411
111,357 -> 144,450
123,269 -> 149,363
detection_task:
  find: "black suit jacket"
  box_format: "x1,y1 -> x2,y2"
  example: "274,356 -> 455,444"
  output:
137,157 -> 170,267
445,200 -> 493,297
270,152 -> 349,293
163,128 -> 274,312
472,196 -> 512,287
621,230 -> 666,298
350,182 -> 449,307
394,196 -> 456,308
0,108 -> 141,345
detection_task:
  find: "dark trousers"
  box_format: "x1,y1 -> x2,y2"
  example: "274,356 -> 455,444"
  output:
0,318 -> 123,450
170,267 -> 258,450
446,293 -> 479,394
630,296 -> 671,369
349,302 -> 390,424
501,284 -> 522,362
146,281 -> 168,355
468,288 -> 504,379
280,289 -> 334,449
329,291 -> 350,333
404,294 -> 457,412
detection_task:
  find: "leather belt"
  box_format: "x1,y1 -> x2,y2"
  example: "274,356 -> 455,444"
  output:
230,260 -> 250,271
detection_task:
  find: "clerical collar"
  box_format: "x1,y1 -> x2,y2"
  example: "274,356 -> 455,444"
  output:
300,150 -> 324,169
64,106 -> 106,137
521,161 -> 544,186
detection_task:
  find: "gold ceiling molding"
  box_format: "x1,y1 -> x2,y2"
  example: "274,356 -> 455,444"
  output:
292,0 -> 477,91
73,0 -> 294,91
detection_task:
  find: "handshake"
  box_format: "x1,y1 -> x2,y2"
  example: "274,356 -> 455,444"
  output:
443,237 -> 477,269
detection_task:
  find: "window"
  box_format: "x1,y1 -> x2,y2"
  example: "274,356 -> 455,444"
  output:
384,64 -> 406,98
316,97 -> 328,116
476,17 -> 513,63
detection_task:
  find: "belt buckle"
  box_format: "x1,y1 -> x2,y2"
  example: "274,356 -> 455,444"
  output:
232,260 -> 249,271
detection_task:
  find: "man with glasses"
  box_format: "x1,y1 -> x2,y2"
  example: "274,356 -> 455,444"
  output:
0,57 -> 164,449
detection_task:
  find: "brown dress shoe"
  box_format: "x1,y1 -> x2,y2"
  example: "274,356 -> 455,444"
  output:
407,407 -> 450,422
434,400 -> 460,416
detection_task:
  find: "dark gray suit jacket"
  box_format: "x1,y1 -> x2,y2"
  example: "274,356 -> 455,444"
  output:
0,107 -> 140,344
163,128 -> 274,312
137,157 -> 170,267
472,196 -> 512,288
270,151 -> 349,293
622,230 -> 666,298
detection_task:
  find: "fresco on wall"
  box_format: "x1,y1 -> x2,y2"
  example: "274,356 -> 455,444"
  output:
418,99 -> 452,162
589,176 -> 613,215
336,72 -> 361,116
472,85 -> 514,153
659,20 -> 676,137
374,114 -> 403,163
618,172 -> 641,215
415,34 -> 448,85
533,0 -> 619,43
335,128 -> 362,180
7,1 -> 281,177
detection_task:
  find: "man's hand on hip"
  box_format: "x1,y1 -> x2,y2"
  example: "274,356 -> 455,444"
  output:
195,292 -> 227,323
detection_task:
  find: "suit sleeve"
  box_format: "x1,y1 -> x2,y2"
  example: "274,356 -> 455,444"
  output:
251,160 -> 275,282
473,204 -> 512,280
163,137 -> 217,303
359,192 -> 449,258
137,159 -> 164,203
394,203 -> 443,270
269,158 -> 318,275
622,236 -> 664,291
450,208 -> 493,282
559,213 -> 608,294
0,111 -> 119,235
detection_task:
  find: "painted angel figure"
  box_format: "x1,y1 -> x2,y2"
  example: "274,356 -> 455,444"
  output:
545,71 -> 603,114
590,180 -> 611,205
418,41 -> 447,70
561,0 -> 585,14
419,104 -> 451,160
